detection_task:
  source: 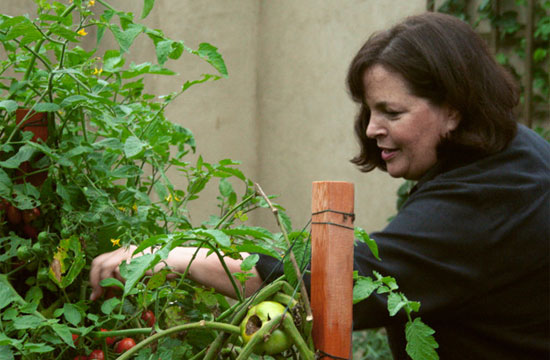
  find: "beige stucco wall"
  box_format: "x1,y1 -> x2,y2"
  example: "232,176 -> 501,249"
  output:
3,1 -> 426,233
254,1 -> 426,232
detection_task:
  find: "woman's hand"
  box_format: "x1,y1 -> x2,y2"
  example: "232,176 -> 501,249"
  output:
89,246 -> 138,301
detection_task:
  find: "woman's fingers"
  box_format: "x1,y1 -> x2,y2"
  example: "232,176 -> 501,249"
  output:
89,247 -> 134,301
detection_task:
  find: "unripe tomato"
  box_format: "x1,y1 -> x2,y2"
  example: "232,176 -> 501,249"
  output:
17,245 -> 32,261
7,205 -> 22,225
141,310 -> 155,327
115,337 -> 136,353
37,231 -> 49,243
100,328 -> 116,345
240,301 -> 293,355
88,349 -> 104,359
32,242 -> 45,256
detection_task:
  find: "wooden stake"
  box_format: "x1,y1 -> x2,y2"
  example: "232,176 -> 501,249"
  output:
311,181 -> 354,358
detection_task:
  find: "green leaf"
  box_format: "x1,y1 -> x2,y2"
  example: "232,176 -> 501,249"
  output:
99,278 -> 124,289
223,226 -> 273,240
0,346 -> 14,360
240,254 -> 259,272
194,229 -> 231,248
119,253 -> 158,294
110,23 -> 144,53
23,343 -> 55,353
0,100 -> 17,114
51,323 -> 75,348
103,49 -> 125,72
387,292 -> 408,316
141,0 -> 155,19
0,144 -> 35,169
0,169 -> 11,199
353,276 -> 378,304
33,102 -> 60,112
63,303 -> 81,326
101,297 -> 121,315
192,43 -> 228,77
60,95 -> 88,108
13,315 -> 43,330
146,270 -> 167,290
182,74 -> 219,92
218,178 -> 234,197
405,318 -> 439,360
124,136 -> 145,158
355,227 -> 380,261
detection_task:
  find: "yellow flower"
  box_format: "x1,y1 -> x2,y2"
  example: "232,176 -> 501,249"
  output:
132,204 -> 138,212
92,67 -> 103,75
77,29 -> 87,36
117,206 -> 125,211
88,0 -> 95,6
110,238 -> 121,247
165,194 -> 180,202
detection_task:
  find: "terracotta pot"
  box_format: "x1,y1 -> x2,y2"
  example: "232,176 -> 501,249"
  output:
15,108 -> 48,142
14,109 -> 49,186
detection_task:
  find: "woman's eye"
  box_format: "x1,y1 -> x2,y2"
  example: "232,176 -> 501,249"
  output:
385,110 -> 402,118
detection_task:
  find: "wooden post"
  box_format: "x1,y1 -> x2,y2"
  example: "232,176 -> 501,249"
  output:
311,181 -> 355,358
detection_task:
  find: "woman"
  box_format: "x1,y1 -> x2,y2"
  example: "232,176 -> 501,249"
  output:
89,12 -> 549,359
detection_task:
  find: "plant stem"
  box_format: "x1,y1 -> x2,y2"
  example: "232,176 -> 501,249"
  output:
23,4 -> 76,82
254,183 -> 313,324
282,313 -> 315,359
214,193 -> 255,229
114,321 -> 241,360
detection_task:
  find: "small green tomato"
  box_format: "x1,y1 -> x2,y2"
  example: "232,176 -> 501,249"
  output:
240,301 -> 293,355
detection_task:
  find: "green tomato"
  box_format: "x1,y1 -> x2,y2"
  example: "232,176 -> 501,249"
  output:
17,245 -> 32,261
37,231 -> 49,243
240,301 -> 293,355
32,242 -> 45,256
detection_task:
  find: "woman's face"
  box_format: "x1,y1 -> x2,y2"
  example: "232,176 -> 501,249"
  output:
363,65 -> 459,180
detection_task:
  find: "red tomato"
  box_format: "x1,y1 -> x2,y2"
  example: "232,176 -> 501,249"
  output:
22,224 -> 38,239
72,334 -> 79,345
22,208 -> 40,223
88,349 -> 104,359
115,337 -> 136,353
6,205 -> 22,225
141,310 -> 155,327
73,356 -> 88,360
100,328 -> 116,345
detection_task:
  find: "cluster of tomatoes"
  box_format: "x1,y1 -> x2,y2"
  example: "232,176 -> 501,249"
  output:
71,311 -> 155,359
0,199 -> 41,240
72,334 -> 136,360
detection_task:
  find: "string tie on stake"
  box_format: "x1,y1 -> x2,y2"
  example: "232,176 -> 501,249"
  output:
311,209 -> 355,230
315,349 -> 350,360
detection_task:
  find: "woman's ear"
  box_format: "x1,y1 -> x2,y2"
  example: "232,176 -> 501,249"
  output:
445,106 -> 461,132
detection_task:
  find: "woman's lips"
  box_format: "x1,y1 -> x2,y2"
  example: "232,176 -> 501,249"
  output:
381,148 -> 398,161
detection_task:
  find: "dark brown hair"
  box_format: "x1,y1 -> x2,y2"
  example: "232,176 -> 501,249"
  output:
347,12 -> 519,172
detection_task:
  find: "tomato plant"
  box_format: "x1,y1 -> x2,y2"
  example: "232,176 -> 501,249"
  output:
0,1 -> 309,359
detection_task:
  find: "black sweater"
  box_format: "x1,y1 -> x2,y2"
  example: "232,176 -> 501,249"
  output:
255,124 -> 550,359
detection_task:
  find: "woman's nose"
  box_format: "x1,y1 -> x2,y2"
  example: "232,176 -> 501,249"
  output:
366,115 -> 386,139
